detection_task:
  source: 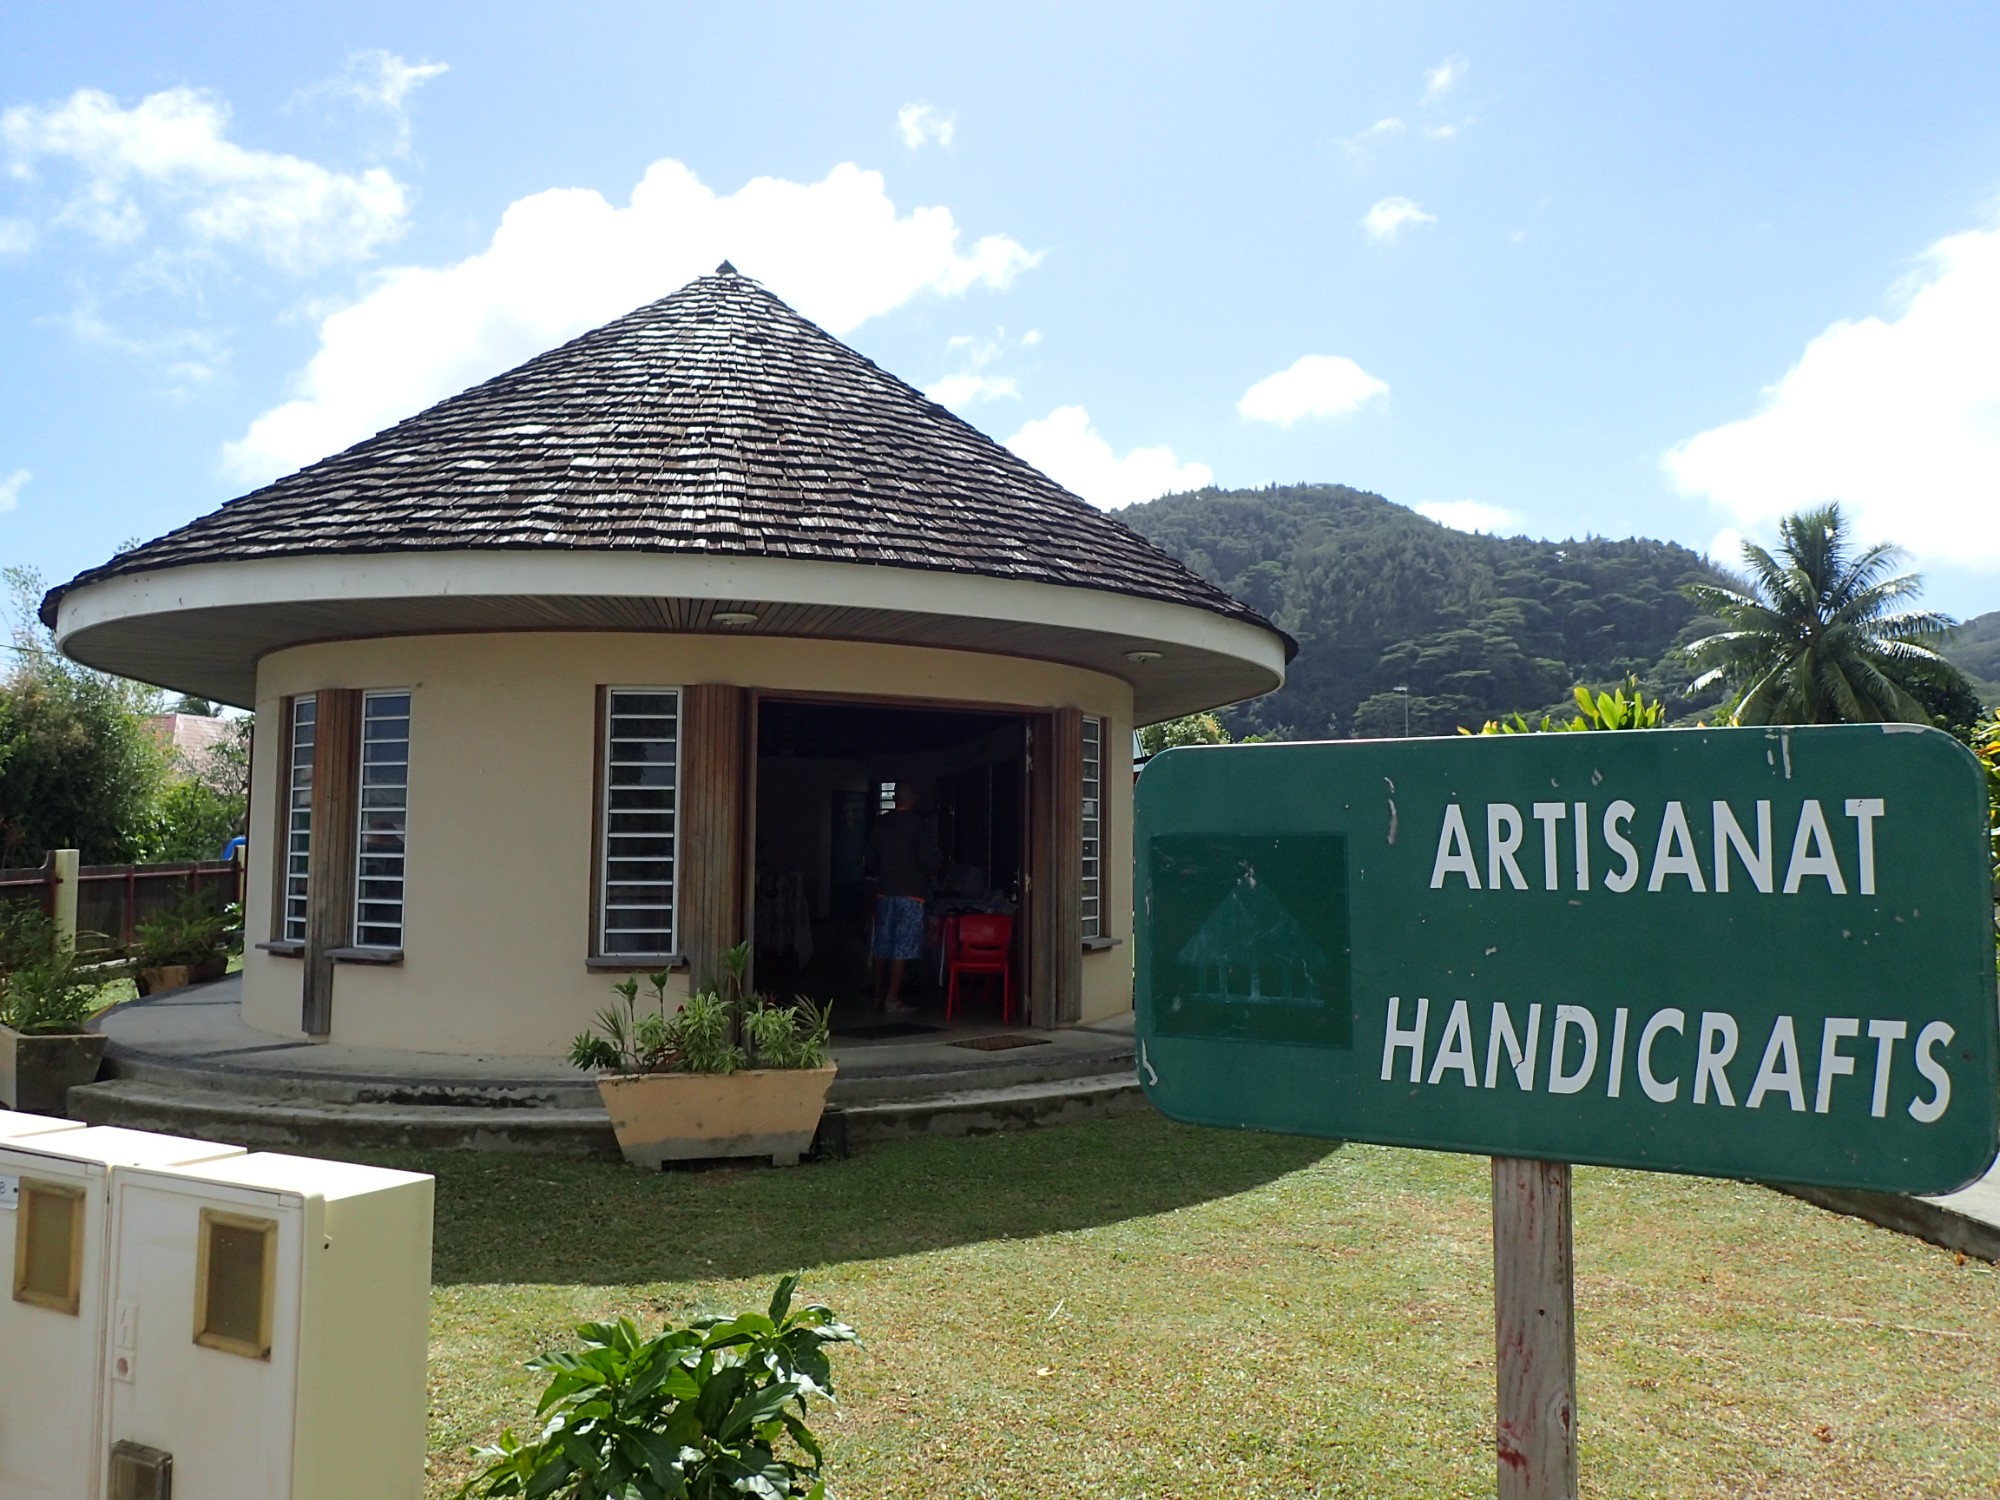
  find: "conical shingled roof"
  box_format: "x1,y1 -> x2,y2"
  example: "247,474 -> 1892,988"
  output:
46,268 -> 1285,650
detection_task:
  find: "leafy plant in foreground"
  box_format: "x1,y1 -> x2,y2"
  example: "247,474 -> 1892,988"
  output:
454,1274 -> 857,1500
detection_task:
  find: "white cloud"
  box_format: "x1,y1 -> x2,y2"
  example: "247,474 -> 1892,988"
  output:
0,218 -> 32,255
1364,196 -> 1436,242
927,327 -> 1033,409
897,103 -> 955,149
927,373 -> 1018,406
1338,116 -> 1406,153
1005,405 -> 1211,509
1424,56 -> 1469,102
293,50 -> 449,157
1,86 -> 409,271
224,158 -> 1040,482
0,469 -> 29,513
63,301 -> 226,390
1237,354 -> 1389,427
1415,499 -> 1521,534
1664,219 -> 2000,570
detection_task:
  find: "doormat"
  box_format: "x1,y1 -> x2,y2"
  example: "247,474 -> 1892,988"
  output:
832,1021 -> 947,1040
948,1034 -> 1052,1051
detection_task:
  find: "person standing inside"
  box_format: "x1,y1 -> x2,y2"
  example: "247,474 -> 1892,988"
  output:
866,785 -> 941,1015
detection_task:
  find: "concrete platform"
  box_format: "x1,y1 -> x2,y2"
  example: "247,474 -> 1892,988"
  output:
1779,1156 -> 2000,1263
73,977 -> 1140,1154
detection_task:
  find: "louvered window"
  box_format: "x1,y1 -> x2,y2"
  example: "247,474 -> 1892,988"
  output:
353,691 -> 411,949
599,689 -> 681,955
1081,715 -> 1104,939
282,696 -> 315,943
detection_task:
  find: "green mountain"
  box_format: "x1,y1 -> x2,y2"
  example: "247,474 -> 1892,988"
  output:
1119,483 -> 1730,738
1943,610 -> 2000,707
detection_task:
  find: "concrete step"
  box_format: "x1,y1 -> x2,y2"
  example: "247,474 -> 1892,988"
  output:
68,1080 -> 620,1156
68,1066 -> 1149,1158
829,1041 -> 1134,1105
101,1049 -> 605,1109
97,1036 -> 1134,1112
832,1071 -> 1146,1146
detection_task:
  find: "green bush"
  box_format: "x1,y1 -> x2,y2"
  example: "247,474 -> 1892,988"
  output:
455,1275 -> 857,1500
133,891 -> 232,969
570,944 -> 829,1075
0,907 -> 96,1035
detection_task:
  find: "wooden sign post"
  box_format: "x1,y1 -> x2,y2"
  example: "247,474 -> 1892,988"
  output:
1492,1157 -> 1576,1500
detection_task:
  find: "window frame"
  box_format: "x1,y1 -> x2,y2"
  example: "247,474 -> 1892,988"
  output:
278,694 -> 316,945
193,1208 -> 279,1360
594,686 -> 684,962
12,1177 -> 85,1316
1080,714 -> 1105,941
351,689 -> 411,952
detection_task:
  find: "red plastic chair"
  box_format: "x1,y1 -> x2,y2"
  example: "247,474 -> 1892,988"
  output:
944,913 -> 1014,1025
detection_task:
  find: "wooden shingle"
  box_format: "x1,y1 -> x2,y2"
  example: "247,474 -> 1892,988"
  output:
46,267 -> 1283,648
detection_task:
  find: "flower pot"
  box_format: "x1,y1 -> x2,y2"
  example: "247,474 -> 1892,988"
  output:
595,1064 -> 838,1168
0,1023 -> 108,1113
191,954 -> 229,984
135,965 -> 192,998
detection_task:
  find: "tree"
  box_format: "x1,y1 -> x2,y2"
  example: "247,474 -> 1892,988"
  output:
1681,504 -> 1972,726
0,567 -> 169,866
1137,713 -> 1230,757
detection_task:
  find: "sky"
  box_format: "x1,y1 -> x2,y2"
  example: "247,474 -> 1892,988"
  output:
4,2 -> 2000,618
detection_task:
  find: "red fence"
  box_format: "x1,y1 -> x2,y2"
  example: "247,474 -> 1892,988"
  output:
0,854 -> 244,957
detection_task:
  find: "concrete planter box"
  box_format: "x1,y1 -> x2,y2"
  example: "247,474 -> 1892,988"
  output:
0,1024 -> 109,1113
596,1064 -> 838,1168
135,955 -> 228,997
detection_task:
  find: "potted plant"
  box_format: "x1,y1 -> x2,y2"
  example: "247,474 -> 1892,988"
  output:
132,891 -> 234,996
572,943 -> 837,1168
0,908 -> 108,1113
455,1274 -> 856,1499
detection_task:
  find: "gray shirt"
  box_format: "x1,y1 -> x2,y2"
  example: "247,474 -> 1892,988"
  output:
866,809 -> 940,899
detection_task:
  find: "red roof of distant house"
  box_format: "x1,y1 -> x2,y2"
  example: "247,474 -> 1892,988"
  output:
146,713 -> 235,761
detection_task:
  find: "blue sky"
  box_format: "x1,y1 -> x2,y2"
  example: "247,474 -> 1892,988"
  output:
5,2 -> 2000,617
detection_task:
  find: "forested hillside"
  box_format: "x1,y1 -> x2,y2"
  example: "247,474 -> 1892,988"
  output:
1119,483 -> 1729,738
1944,611 -> 2000,706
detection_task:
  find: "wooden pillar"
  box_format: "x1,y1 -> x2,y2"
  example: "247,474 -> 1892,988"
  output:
680,683 -> 747,995
1049,706 -> 1085,1025
1024,715 -> 1055,1028
302,688 -> 361,1037
1493,1156 -> 1578,1500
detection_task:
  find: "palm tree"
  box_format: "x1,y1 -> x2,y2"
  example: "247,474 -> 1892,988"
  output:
1683,504 -> 1969,725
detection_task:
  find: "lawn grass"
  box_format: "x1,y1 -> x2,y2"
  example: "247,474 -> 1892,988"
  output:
357,1115 -> 2000,1498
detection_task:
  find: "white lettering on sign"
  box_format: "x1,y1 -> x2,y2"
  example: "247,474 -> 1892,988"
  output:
1429,797 -> 1889,897
0,1174 -> 16,1211
1380,996 -> 1957,1123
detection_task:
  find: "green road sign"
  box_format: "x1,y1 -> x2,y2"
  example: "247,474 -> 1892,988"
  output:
1135,725 -> 1998,1195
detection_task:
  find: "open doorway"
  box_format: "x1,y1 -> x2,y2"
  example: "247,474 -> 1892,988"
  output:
751,697 -> 1029,1034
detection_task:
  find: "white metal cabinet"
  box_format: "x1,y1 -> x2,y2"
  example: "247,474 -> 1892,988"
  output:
103,1153 -> 434,1500
0,1128 -> 244,1500
0,1111 -> 85,1142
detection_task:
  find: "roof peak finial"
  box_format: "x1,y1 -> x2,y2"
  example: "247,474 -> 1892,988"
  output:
715,259 -> 738,276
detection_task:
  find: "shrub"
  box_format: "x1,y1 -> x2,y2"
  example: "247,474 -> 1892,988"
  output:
455,1275 -> 857,1500
133,891 -> 232,969
0,907 -> 96,1035
570,946 -> 829,1075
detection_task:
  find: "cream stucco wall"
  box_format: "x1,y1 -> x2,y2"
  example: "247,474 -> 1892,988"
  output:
242,631 -> 1135,1056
